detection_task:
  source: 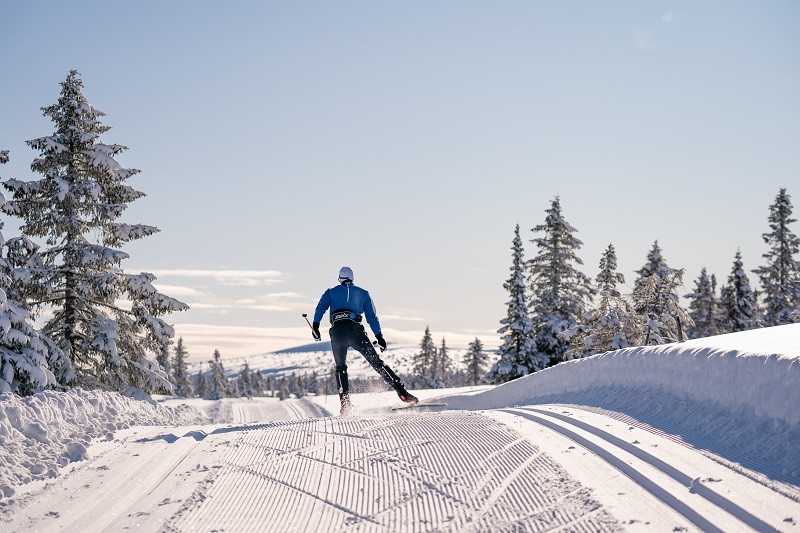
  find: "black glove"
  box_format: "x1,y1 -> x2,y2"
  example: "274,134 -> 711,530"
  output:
312,322 -> 321,341
376,334 -> 387,352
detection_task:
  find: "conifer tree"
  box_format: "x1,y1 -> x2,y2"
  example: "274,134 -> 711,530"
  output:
631,241 -> 692,344
752,188 -> 800,326
208,350 -> 228,400
433,337 -> 452,388
1,71 -> 188,392
565,243 -> 641,356
239,362 -> 253,399
527,197 -> 594,366
0,152 -> 70,394
685,267 -> 722,339
251,369 -> 265,396
463,337 -> 488,386
171,337 -> 192,397
721,250 -> 761,332
488,224 -> 539,382
412,326 -> 436,384
193,365 -> 207,399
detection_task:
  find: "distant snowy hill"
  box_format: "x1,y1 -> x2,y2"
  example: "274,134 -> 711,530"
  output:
188,343 -> 486,380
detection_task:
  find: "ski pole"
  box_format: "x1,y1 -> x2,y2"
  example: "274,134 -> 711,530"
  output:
302,313 -> 320,341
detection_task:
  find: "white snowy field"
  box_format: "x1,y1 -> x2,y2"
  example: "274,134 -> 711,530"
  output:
1,325 -> 800,532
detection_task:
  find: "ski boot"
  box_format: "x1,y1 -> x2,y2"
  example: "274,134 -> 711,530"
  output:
339,392 -> 353,416
394,384 -> 418,405
378,364 -> 419,405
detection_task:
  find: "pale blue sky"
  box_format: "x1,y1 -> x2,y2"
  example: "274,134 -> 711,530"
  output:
1,2 -> 799,359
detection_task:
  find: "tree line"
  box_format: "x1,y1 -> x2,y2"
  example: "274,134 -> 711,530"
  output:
488,192 -> 800,384
407,327 -> 489,389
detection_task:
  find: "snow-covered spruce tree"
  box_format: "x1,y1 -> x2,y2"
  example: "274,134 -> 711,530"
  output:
528,197 -> 595,366
631,241 -> 692,345
193,366 -> 208,399
488,224 -> 539,383
721,250 -> 761,332
412,326 -> 436,385
207,350 -> 229,400
685,267 -> 722,339
432,337 -> 452,388
2,71 -> 188,392
752,188 -> 800,326
463,337 -> 488,386
239,362 -> 253,399
0,152 -> 71,394
565,243 -> 641,357
171,337 -> 193,397
250,370 -> 265,396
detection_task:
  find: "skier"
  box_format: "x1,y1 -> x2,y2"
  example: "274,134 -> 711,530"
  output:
312,266 -> 418,415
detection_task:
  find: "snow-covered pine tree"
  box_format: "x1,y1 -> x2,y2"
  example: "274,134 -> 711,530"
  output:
0,152 -> 71,394
433,337 -> 452,388
488,224 -> 539,382
721,250 -> 761,332
1,71 -> 188,393
193,365 -> 208,399
752,188 -> 800,326
412,326 -> 436,384
631,241 -> 693,344
463,337 -> 488,386
208,350 -> 228,400
685,267 -> 722,339
528,197 -> 595,366
171,337 -> 193,397
239,362 -> 253,399
428,340 -> 441,387
565,243 -> 641,357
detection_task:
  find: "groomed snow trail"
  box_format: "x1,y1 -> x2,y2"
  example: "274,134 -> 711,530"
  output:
489,406 -> 800,532
7,396 -> 799,532
167,410 -> 619,532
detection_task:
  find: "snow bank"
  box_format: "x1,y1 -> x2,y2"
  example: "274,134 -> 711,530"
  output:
442,324 -> 800,480
0,389 -> 208,495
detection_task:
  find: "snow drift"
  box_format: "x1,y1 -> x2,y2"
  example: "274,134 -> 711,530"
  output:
442,324 -> 800,482
0,389 -> 207,495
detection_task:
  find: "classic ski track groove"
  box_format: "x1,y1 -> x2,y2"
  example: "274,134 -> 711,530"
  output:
503,407 -> 778,532
169,411 -> 618,532
551,402 -> 800,501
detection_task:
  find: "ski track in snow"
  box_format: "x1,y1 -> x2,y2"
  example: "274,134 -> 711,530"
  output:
6,396 -> 800,532
493,406 -> 799,532
167,409 -> 619,532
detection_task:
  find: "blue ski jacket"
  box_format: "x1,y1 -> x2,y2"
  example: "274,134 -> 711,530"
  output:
313,282 -> 382,336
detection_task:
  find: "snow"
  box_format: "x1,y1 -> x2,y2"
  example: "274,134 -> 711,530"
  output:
0,388 -> 207,490
2,325 -> 800,530
443,324 -> 800,423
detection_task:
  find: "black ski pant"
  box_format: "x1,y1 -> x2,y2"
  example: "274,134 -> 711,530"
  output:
329,321 -> 402,394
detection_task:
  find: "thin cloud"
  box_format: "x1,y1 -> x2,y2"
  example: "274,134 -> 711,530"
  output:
172,324 -> 315,359
147,269 -> 287,287
382,314 -> 426,322
152,284 -> 208,298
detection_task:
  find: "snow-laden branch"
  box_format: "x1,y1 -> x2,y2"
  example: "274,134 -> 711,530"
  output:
110,223 -> 159,242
